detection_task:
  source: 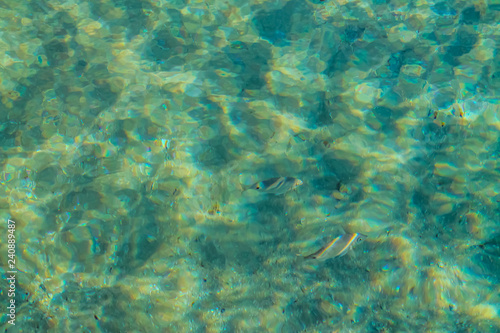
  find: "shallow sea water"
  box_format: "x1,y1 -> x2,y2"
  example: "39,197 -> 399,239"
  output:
0,0 -> 499,332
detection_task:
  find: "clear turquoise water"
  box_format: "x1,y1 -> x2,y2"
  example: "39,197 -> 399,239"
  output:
0,0 -> 499,332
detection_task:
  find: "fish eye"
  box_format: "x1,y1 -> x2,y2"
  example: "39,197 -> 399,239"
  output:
256,185 -> 260,189
357,238 -> 364,242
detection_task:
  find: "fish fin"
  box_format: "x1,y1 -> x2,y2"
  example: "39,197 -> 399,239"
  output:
343,248 -> 355,258
338,226 -> 348,236
240,182 -> 255,192
239,174 -> 256,192
294,255 -> 307,265
304,247 -> 323,260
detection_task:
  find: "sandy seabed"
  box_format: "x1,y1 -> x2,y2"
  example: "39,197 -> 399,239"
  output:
0,0 -> 499,331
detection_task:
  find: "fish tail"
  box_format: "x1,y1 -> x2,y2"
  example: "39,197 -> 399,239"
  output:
294,254 -> 309,264
303,253 -> 317,260
240,183 -> 251,192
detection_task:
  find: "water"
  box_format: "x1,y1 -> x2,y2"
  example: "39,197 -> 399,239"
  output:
0,0 -> 499,331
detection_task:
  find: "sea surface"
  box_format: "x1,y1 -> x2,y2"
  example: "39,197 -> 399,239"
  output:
0,0 -> 499,331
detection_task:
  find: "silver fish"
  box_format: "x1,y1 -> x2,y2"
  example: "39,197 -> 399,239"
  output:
247,177 -> 303,195
305,233 -> 366,261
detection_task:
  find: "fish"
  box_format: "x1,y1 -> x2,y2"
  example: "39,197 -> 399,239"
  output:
479,237 -> 500,258
304,233 -> 366,261
246,177 -> 303,195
